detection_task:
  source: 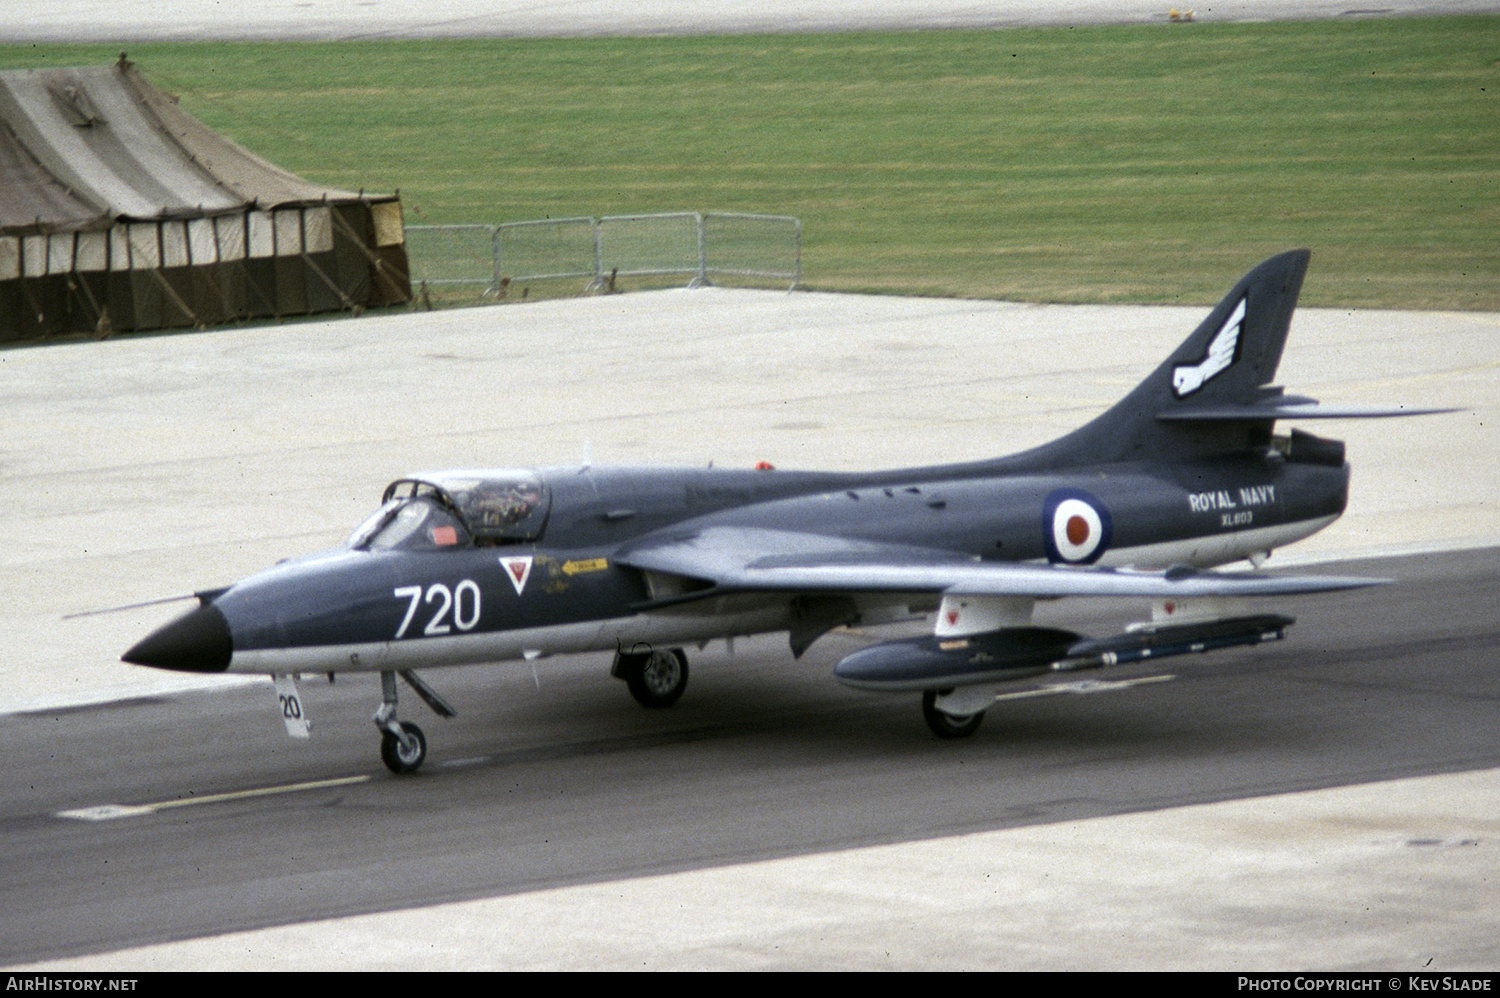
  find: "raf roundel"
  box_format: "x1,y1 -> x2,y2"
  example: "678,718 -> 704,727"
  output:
1043,489 -> 1113,564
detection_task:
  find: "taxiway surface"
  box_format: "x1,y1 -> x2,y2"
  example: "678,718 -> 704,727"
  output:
1,287 -> 1496,970
4,546 -> 1498,968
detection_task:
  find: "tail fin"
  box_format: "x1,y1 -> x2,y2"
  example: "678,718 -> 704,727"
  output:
1037,249 -> 1311,466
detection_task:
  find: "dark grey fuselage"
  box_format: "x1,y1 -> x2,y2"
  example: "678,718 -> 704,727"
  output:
207,448 -> 1347,676
125,250 -> 1379,687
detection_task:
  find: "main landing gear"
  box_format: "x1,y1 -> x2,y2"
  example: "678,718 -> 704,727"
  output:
374,670 -> 456,774
613,646 -> 689,708
921,690 -> 985,739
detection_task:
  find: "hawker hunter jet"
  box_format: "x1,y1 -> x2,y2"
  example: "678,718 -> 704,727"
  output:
124,250 -> 1446,773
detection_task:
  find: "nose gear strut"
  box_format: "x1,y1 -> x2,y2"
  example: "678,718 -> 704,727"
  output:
374,670 -> 456,774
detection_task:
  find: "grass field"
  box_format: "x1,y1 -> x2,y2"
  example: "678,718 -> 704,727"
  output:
4,16 -> 1496,309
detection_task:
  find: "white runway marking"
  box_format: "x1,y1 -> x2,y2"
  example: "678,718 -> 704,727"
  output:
55,775 -> 371,822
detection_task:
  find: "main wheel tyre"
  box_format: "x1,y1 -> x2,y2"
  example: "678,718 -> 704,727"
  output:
380,721 -> 427,774
921,691 -> 984,739
625,648 -> 689,708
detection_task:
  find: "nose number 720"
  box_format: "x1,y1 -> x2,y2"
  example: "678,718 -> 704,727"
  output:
393,581 -> 482,639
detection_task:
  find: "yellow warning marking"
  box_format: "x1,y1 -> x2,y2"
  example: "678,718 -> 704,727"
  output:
56,775 -> 370,822
561,557 -> 609,576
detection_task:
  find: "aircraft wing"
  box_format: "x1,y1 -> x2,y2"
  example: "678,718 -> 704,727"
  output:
615,527 -> 1386,601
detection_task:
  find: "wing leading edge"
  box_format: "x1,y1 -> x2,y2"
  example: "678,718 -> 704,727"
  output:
615,527 -> 1386,602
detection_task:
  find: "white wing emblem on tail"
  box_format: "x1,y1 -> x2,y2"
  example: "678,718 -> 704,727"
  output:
1173,294 -> 1247,397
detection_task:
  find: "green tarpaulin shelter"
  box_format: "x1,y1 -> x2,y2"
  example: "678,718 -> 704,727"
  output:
0,58 -> 411,341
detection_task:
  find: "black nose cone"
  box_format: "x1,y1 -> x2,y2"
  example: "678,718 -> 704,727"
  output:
123,603 -> 233,672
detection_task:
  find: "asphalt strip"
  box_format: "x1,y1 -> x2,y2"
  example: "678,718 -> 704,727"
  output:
16,766 -> 1500,970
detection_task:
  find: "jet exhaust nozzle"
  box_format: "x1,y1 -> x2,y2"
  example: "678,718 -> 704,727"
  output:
122,602 -> 233,672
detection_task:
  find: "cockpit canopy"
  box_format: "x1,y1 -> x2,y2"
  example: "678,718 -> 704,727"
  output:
348,470 -> 550,550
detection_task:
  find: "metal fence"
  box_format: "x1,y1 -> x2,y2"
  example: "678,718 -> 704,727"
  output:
496,216 -> 597,284
403,224 -> 499,290
406,212 -> 801,297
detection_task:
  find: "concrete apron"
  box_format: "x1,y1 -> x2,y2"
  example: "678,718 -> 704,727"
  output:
5,289 -> 1496,969
4,288 -> 1494,713
9,0 -> 1498,43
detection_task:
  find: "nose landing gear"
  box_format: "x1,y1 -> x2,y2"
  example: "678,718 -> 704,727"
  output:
374,670 -> 456,774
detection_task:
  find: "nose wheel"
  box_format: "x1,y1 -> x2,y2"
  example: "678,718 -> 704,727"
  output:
374,670 -> 453,774
380,721 -> 427,774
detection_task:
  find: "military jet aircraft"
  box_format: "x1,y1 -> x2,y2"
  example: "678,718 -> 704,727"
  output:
124,250 -> 1446,773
